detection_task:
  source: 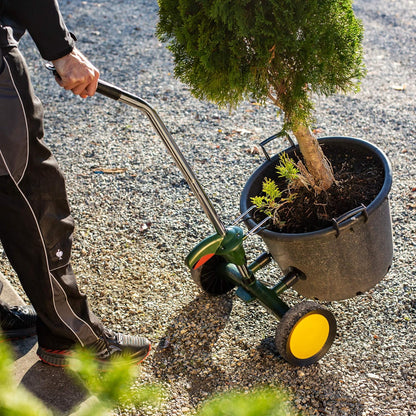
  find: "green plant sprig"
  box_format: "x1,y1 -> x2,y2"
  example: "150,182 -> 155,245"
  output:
251,153 -> 299,229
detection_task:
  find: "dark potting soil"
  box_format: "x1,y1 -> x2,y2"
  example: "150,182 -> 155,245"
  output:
253,143 -> 385,233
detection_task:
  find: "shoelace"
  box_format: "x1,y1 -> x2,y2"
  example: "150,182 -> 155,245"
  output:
86,335 -> 111,358
103,328 -> 117,341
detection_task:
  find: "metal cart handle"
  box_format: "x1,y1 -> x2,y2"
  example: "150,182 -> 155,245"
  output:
46,64 -> 226,236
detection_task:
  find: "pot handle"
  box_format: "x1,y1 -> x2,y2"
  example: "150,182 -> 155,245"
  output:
331,204 -> 368,237
259,133 -> 296,161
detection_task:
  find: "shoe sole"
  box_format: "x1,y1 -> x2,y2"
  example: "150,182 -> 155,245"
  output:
37,344 -> 151,368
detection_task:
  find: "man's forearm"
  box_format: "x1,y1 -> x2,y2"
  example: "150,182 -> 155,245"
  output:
3,0 -> 75,60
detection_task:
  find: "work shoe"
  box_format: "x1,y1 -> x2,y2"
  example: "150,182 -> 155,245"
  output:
37,329 -> 151,367
0,302 -> 37,340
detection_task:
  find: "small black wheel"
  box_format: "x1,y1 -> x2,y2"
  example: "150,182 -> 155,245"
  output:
275,301 -> 337,366
190,255 -> 235,295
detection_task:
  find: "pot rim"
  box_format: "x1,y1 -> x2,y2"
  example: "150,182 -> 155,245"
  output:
240,136 -> 393,240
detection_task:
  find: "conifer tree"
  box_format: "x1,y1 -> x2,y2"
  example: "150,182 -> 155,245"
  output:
157,0 -> 365,192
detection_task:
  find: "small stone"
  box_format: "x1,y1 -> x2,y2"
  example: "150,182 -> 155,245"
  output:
367,373 -> 383,380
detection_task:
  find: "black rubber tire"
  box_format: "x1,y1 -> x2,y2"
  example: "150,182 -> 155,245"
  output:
190,255 -> 235,295
275,301 -> 337,366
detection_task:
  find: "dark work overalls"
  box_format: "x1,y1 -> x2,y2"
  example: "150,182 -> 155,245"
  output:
0,7 -> 103,349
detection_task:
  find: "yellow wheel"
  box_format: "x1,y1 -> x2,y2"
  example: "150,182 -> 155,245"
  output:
275,301 -> 336,366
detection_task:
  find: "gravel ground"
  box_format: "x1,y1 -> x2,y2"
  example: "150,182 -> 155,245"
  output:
2,0 -> 415,415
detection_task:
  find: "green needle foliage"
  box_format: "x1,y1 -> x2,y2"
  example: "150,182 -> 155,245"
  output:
251,153 -> 299,228
276,152 -> 300,182
157,0 -> 365,130
196,386 -> 298,416
0,339 -> 53,416
66,348 -> 164,416
158,0 -> 366,193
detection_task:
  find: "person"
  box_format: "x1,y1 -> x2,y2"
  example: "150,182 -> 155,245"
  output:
0,0 -> 151,367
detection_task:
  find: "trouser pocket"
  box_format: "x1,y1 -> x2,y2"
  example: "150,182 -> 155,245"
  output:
0,48 -> 28,180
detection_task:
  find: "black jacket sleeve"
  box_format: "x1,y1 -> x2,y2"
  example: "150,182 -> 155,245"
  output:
3,0 -> 75,61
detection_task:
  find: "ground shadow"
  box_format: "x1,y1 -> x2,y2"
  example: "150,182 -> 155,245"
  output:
10,335 -> 37,359
9,335 -> 89,415
150,292 -> 366,414
150,292 -> 233,399
20,361 -> 88,415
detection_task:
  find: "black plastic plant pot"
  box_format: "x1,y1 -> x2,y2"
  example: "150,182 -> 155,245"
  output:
240,137 -> 393,301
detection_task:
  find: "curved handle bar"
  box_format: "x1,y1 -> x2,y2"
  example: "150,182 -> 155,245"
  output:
45,64 -> 227,236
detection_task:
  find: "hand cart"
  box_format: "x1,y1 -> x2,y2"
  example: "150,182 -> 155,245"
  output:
47,65 -> 337,366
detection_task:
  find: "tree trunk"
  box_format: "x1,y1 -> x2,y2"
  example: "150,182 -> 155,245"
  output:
292,124 -> 335,192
